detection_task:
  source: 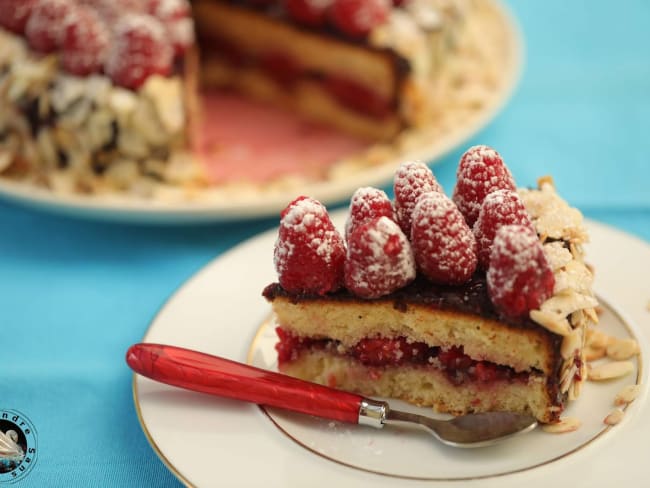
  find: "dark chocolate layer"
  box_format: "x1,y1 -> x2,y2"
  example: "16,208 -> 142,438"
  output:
264,274 -> 546,332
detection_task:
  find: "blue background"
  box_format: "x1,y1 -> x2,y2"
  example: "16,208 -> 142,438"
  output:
2,1 -> 649,486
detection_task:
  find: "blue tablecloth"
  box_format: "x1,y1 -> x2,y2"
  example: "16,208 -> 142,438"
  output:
2,1 -> 649,486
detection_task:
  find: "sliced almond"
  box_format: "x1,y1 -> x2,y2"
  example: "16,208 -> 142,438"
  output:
604,408 -> 625,425
588,360 -> 634,381
614,384 -> 641,405
584,345 -> 606,362
542,417 -> 581,434
586,328 -> 611,349
606,338 -> 640,361
529,310 -> 572,336
561,328 -> 582,359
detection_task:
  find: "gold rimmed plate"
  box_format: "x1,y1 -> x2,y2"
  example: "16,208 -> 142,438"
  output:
133,213 -> 649,487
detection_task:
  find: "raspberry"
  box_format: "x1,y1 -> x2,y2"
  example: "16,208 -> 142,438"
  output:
452,145 -> 516,227
80,0 -> 144,24
259,51 -> 302,86
285,0 -> 333,26
275,327 -> 300,363
352,337 -> 429,366
344,186 -> 394,241
329,0 -> 389,38
487,225 -> 555,319
25,0 -> 75,53
344,216 -> 415,298
473,189 -> 534,270
324,76 -> 391,118
0,0 -> 36,34
60,6 -> 109,76
145,0 -> 194,56
438,346 -> 473,370
410,192 -> 478,284
104,14 -> 174,89
393,161 -> 443,235
274,196 -> 346,295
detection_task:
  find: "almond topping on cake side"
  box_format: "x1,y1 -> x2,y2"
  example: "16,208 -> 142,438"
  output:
263,144 -> 606,425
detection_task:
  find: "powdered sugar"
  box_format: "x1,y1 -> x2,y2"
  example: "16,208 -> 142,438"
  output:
452,145 -> 516,226
25,0 -> 74,53
345,216 -> 415,298
486,224 -> 555,318
473,188 -> 533,269
393,160 -> 443,233
274,197 -> 346,294
104,14 -> 173,89
410,191 -> 477,284
344,186 -> 394,240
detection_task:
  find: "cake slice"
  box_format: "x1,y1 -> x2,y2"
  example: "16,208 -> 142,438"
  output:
263,147 -> 598,423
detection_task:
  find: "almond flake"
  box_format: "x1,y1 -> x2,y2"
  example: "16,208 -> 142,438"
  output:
542,417 -> 581,433
614,384 -> 641,405
585,345 -> 606,362
586,328 -> 611,349
588,361 -> 634,381
606,338 -> 640,361
604,408 -> 625,426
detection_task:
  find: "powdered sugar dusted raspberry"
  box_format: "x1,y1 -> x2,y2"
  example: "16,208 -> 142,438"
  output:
473,189 -> 534,270
60,5 -> 109,76
330,0 -> 390,38
452,145 -> 516,227
80,0 -> 144,24
274,196 -> 345,295
0,0 -> 36,34
104,14 -> 173,89
393,161 -> 443,234
487,224 -> 555,319
344,186 -> 394,241
286,0 -> 334,26
344,216 -> 415,298
411,192 -> 477,284
145,0 -> 193,56
25,0 -> 75,53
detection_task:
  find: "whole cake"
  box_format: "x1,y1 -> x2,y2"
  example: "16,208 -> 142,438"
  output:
0,0 -> 507,196
263,145 -> 598,423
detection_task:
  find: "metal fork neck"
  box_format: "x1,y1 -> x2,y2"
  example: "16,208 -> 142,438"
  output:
358,398 -> 388,428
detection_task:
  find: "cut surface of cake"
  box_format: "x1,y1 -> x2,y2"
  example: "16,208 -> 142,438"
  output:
0,0 -> 514,198
263,146 -> 598,424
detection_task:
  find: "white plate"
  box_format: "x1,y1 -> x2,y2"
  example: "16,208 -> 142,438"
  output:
0,1 -> 521,224
133,215 -> 649,487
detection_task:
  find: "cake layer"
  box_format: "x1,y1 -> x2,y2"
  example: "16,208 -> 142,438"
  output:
193,0 -> 459,139
193,0 -> 407,100
264,277 -> 564,375
201,59 -> 402,140
281,351 -> 562,423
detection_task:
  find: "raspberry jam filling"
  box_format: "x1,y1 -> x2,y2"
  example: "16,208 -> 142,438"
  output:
276,327 -> 531,385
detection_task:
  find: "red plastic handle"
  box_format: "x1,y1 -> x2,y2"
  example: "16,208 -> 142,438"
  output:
126,343 -> 363,424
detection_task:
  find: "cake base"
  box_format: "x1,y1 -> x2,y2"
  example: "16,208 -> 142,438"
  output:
281,351 -> 560,423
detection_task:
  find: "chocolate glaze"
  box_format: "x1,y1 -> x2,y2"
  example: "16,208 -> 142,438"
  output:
265,274 -> 548,332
